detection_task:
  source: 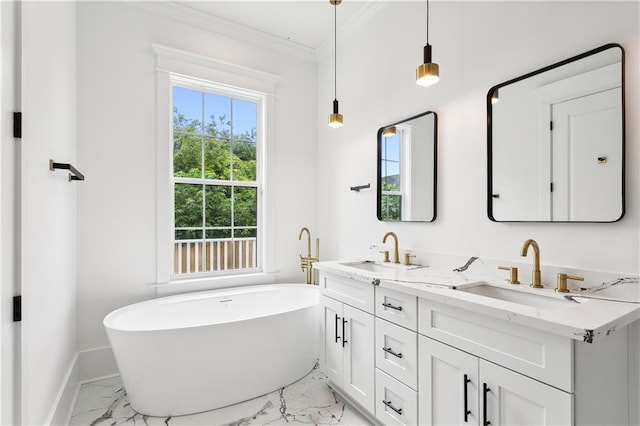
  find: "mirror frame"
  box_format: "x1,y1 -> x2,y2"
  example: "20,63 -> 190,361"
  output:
487,43 -> 625,223
377,111 -> 438,223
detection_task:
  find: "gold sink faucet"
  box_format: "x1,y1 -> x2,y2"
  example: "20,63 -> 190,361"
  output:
382,231 -> 400,264
520,239 -> 543,288
298,227 -> 319,284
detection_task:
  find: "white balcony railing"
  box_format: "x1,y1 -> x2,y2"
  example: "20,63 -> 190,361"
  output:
173,237 -> 257,275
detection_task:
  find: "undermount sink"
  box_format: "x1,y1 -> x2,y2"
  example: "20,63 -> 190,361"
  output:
457,283 -> 588,311
339,260 -> 424,273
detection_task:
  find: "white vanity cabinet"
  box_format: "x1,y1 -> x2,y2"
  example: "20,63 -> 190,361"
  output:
317,266 -> 633,426
419,335 -> 571,426
319,273 -> 375,413
418,297 -> 629,426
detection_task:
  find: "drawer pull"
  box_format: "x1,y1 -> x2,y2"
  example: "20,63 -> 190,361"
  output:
382,347 -> 403,359
382,302 -> 403,311
382,400 -> 403,416
464,374 -> 471,422
334,314 -> 340,344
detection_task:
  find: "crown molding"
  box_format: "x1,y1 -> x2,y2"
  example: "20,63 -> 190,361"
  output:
131,1 -> 317,62
130,1 -> 387,64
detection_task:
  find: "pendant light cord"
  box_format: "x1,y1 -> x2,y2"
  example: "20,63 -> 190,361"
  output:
426,0 -> 430,44
334,1 -> 337,101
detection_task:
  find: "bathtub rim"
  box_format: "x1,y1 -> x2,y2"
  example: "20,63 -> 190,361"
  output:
103,282 -> 318,333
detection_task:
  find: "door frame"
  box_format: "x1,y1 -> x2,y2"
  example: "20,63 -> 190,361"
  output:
0,1 -> 21,424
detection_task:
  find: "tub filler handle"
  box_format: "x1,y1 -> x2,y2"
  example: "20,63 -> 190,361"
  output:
334,314 -> 341,343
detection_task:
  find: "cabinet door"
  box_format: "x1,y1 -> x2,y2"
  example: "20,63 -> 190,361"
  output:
343,304 -> 375,413
480,360 -> 573,426
319,295 -> 343,385
419,336 -> 479,426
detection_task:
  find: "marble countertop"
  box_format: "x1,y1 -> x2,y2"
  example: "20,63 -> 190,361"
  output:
314,259 -> 640,343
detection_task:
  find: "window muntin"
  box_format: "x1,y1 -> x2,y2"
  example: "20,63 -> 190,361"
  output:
172,84 -> 262,277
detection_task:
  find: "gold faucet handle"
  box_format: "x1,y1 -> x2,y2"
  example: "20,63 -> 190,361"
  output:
403,253 -> 416,266
498,266 -> 520,284
379,250 -> 390,263
556,273 -> 584,293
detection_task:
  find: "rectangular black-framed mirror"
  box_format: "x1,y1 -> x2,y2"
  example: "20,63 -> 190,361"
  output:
377,111 -> 437,222
487,43 -> 625,222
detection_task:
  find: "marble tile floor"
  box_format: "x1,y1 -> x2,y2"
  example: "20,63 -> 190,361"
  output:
69,366 -> 373,426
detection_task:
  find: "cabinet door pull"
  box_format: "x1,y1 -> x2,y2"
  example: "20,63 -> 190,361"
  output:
483,383 -> 491,426
342,318 -> 348,347
382,302 -> 403,311
382,347 -> 403,359
334,314 -> 340,344
464,374 -> 471,422
382,400 -> 403,416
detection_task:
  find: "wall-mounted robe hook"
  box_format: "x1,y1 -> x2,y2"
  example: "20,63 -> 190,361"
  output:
50,160 -> 85,182
350,183 -> 370,192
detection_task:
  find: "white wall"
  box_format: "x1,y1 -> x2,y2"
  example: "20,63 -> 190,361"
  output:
76,2 -> 318,352
20,1 -> 78,424
317,1 -> 639,275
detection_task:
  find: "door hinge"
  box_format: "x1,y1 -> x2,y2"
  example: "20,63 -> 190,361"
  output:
13,112 -> 22,138
550,182 -> 554,192
550,120 -> 553,131
13,296 -> 21,322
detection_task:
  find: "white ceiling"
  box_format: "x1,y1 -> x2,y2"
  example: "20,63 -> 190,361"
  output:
174,1 -> 378,50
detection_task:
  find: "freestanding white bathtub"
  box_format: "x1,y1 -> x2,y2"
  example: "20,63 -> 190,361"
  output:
104,283 -> 319,416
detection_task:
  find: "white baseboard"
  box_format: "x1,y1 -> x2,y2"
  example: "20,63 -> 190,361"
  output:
77,346 -> 118,382
47,346 -> 118,425
46,353 -> 79,426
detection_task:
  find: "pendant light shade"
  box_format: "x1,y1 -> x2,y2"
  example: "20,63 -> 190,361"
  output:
416,0 -> 439,87
329,99 -> 343,128
382,126 -> 396,137
328,0 -> 343,128
491,88 -> 500,104
416,44 -> 440,87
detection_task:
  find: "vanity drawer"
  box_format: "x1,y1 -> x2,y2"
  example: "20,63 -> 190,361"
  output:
375,318 -> 418,390
319,272 -> 374,314
375,369 -> 418,426
376,286 -> 418,331
418,297 -> 573,392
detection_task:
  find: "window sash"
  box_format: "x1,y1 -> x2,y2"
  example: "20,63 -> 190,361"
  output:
170,82 -> 264,280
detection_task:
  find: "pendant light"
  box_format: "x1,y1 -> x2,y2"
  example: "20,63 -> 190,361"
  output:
416,0 -> 439,87
382,126 -> 397,137
491,88 -> 500,104
328,0 -> 343,128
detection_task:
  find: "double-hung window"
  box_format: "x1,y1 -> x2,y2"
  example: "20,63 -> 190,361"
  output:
171,81 -> 263,278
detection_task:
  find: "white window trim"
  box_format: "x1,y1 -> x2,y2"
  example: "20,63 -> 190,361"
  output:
154,45 -> 280,294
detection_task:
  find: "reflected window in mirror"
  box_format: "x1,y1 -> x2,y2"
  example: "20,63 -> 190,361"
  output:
380,128 -> 402,220
487,44 -> 624,222
377,111 -> 437,222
